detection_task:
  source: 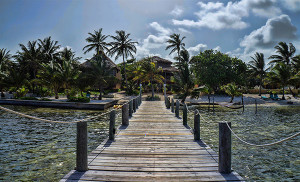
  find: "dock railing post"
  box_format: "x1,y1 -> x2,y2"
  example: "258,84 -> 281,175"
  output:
76,121 -> 88,172
136,97 -> 139,109
171,98 -> 174,113
183,103 -> 187,126
219,122 -> 232,174
109,110 -> 116,141
194,111 -> 200,141
166,97 -> 170,109
133,98 -> 136,113
129,100 -> 133,117
122,103 -> 129,125
175,100 -> 179,118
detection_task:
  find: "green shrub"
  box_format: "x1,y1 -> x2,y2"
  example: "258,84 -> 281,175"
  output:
19,97 -> 38,100
146,95 -> 160,101
67,96 -> 90,103
14,88 -> 29,98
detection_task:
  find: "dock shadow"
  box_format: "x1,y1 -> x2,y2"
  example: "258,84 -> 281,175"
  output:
64,171 -> 85,182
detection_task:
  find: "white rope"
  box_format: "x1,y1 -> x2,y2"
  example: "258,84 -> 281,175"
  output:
0,105 -> 113,124
225,121 -> 299,147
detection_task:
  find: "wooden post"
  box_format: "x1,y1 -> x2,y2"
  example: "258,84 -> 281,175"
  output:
166,97 -> 170,109
183,103 -> 187,126
76,121 -> 88,172
255,99 -> 257,114
175,100 -> 179,117
194,111 -> 200,141
133,98 -> 136,113
122,103 -> 129,125
136,97 -> 139,109
109,110 -> 116,141
242,95 -> 244,112
171,98 -> 174,113
219,122 -> 232,174
213,95 -> 215,114
129,100 -> 133,117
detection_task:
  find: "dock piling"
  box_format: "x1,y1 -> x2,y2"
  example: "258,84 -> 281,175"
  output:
194,111 -> 200,141
122,103 -> 129,126
129,100 -> 133,117
219,122 -> 232,174
183,103 -> 187,126
175,100 -> 179,118
171,98 -> 174,113
109,110 -> 116,141
133,98 -> 136,113
76,121 -> 88,172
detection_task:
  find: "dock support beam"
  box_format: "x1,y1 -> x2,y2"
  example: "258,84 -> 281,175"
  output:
166,97 -> 170,109
122,103 -> 129,125
175,100 -> 179,118
136,97 -> 139,109
129,100 -> 133,117
109,110 -> 116,141
183,103 -> 187,126
219,122 -> 232,174
76,121 -> 88,172
194,111 -> 200,141
171,99 -> 174,113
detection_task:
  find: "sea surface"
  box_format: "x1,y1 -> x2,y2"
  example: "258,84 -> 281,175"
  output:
185,105 -> 300,181
0,106 -> 121,181
0,105 -> 299,181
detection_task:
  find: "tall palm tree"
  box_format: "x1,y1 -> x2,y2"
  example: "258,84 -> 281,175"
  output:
86,55 -> 117,100
248,52 -> 267,96
174,49 -> 190,68
17,40 -> 42,79
0,48 -> 12,70
165,33 -> 186,58
133,58 -> 164,98
109,30 -> 138,90
83,28 -> 109,55
267,63 -> 292,100
269,42 -> 296,65
38,36 -> 60,63
60,47 -> 81,63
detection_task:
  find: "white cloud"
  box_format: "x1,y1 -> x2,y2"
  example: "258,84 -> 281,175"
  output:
149,22 -> 171,36
170,6 -> 183,16
213,46 -> 221,51
281,0 -> 300,12
187,44 -> 208,56
240,14 -> 297,53
172,0 -> 281,30
178,28 -> 191,34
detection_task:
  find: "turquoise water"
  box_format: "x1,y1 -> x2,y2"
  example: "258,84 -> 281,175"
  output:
185,105 -> 300,181
0,106 -> 121,181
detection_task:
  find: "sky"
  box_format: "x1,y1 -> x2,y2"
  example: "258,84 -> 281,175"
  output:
0,0 -> 300,64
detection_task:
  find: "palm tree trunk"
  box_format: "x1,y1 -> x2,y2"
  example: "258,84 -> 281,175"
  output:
54,90 -> 59,99
288,86 -> 296,97
99,87 -> 103,100
259,77 -> 262,96
230,96 -> 234,103
282,86 -> 285,100
122,54 -> 128,91
151,79 -> 154,99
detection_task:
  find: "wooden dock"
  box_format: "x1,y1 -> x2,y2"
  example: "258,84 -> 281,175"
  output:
61,101 -> 243,181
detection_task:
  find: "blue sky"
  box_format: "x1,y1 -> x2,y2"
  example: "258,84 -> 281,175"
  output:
0,0 -> 300,63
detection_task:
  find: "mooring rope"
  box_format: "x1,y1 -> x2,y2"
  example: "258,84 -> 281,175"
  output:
0,105 -> 114,124
182,102 -> 299,147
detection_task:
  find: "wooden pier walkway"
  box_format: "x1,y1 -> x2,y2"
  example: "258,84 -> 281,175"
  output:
61,101 -> 243,181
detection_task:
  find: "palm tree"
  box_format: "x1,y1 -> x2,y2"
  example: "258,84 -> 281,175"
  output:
0,48 -> 12,69
174,49 -> 190,68
248,52 -> 267,96
267,63 -> 292,100
109,30 -> 138,90
133,58 -> 164,98
60,47 -> 81,63
37,61 -> 62,99
83,28 -> 109,55
38,36 -> 61,63
165,33 -> 186,58
86,55 -> 117,100
221,83 -> 242,103
269,42 -> 296,65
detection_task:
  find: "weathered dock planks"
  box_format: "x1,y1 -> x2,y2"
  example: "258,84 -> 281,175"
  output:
61,101 -> 243,181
